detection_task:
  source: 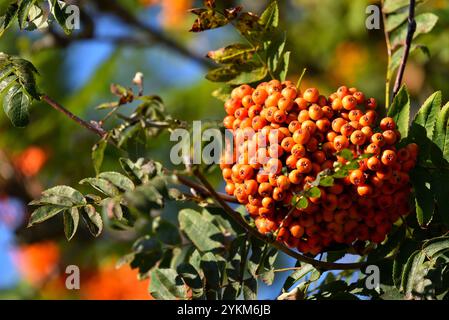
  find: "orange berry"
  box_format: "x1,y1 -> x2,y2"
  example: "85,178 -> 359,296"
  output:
337,86 -> 350,99
357,184 -> 373,197
380,117 -> 396,131
303,88 -> 320,103
367,156 -> 381,171
309,104 -> 324,120
382,130 -> 397,145
331,118 -> 347,133
288,170 -> 303,184
333,135 -> 349,151
278,97 -> 294,112
365,97 -> 377,109
293,128 -> 311,145
342,95 -> 357,110
350,130 -> 366,145
276,175 -> 290,190
381,150 -> 397,166
349,169 -> 365,186
296,157 -> 313,173
290,223 -> 305,239
258,182 -> 273,197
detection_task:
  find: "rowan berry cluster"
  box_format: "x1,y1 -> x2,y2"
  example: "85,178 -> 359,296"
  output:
220,80 -> 417,255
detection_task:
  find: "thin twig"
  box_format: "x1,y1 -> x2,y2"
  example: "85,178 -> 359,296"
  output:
392,0 -> 417,98
194,168 -> 370,271
41,95 -> 106,137
176,174 -> 239,204
381,0 -> 393,107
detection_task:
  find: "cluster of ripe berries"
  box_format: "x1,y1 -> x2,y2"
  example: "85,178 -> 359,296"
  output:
220,80 -> 418,255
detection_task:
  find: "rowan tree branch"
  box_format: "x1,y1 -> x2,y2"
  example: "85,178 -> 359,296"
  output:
392,0 -> 417,98
41,95 -> 107,137
194,168 -> 370,271
176,174 -> 238,204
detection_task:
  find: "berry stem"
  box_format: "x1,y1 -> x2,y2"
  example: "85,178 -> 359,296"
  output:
392,0 -> 417,99
381,0 -> 392,108
194,168 -> 371,271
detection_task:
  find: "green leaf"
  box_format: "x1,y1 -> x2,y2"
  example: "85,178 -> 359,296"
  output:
319,176 -> 335,187
431,170 -> 449,226
207,44 -> 255,64
178,209 -> 224,252
410,167 -> 434,226
92,138 -> 108,176
413,92 -> 441,138
0,2 -> 18,36
2,84 -> 30,127
130,237 -> 163,277
307,187 -> 321,198
247,239 -> 265,277
260,1 -> 279,30
401,250 -> 426,296
242,277 -> 258,300
189,8 -> 234,32
432,102 -> 449,166
227,66 -> 268,85
390,13 -> 439,49
81,205 -> 103,237
339,149 -> 354,161
386,10 -> 409,32
98,172 -> 135,192
410,91 -> 441,160
223,282 -> 241,300
423,236 -> 449,258
149,269 -> 187,300
49,0 -> 72,35
80,177 -> 120,197
41,185 -> 86,206
200,252 -> 221,290
63,207 -> 79,241
177,263 -> 203,299
234,12 -> 263,39
260,248 -> 278,285
279,51 -> 290,82
266,33 -> 286,73
392,239 -> 418,288
18,0 -> 38,29
125,184 -> 164,212
28,205 -> 66,226
383,0 -> 421,14
333,168 -> 349,179
283,264 -> 321,291
388,86 -> 410,138
103,198 -> 123,220
206,66 -> 240,82
226,235 -> 247,283
153,218 -> 181,246
296,196 -> 308,209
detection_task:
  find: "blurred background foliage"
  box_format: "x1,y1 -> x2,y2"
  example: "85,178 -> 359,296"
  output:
0,0 -> 448,299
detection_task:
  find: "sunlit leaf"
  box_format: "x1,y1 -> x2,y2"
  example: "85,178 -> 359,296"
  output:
149,269 -> 187,300
178,209 -> 224,252
81,204 -> 103,237
388,86 -> 410,138
63,207 -> 79,241
28,205 -> 66,226
410,167 -> 434,226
